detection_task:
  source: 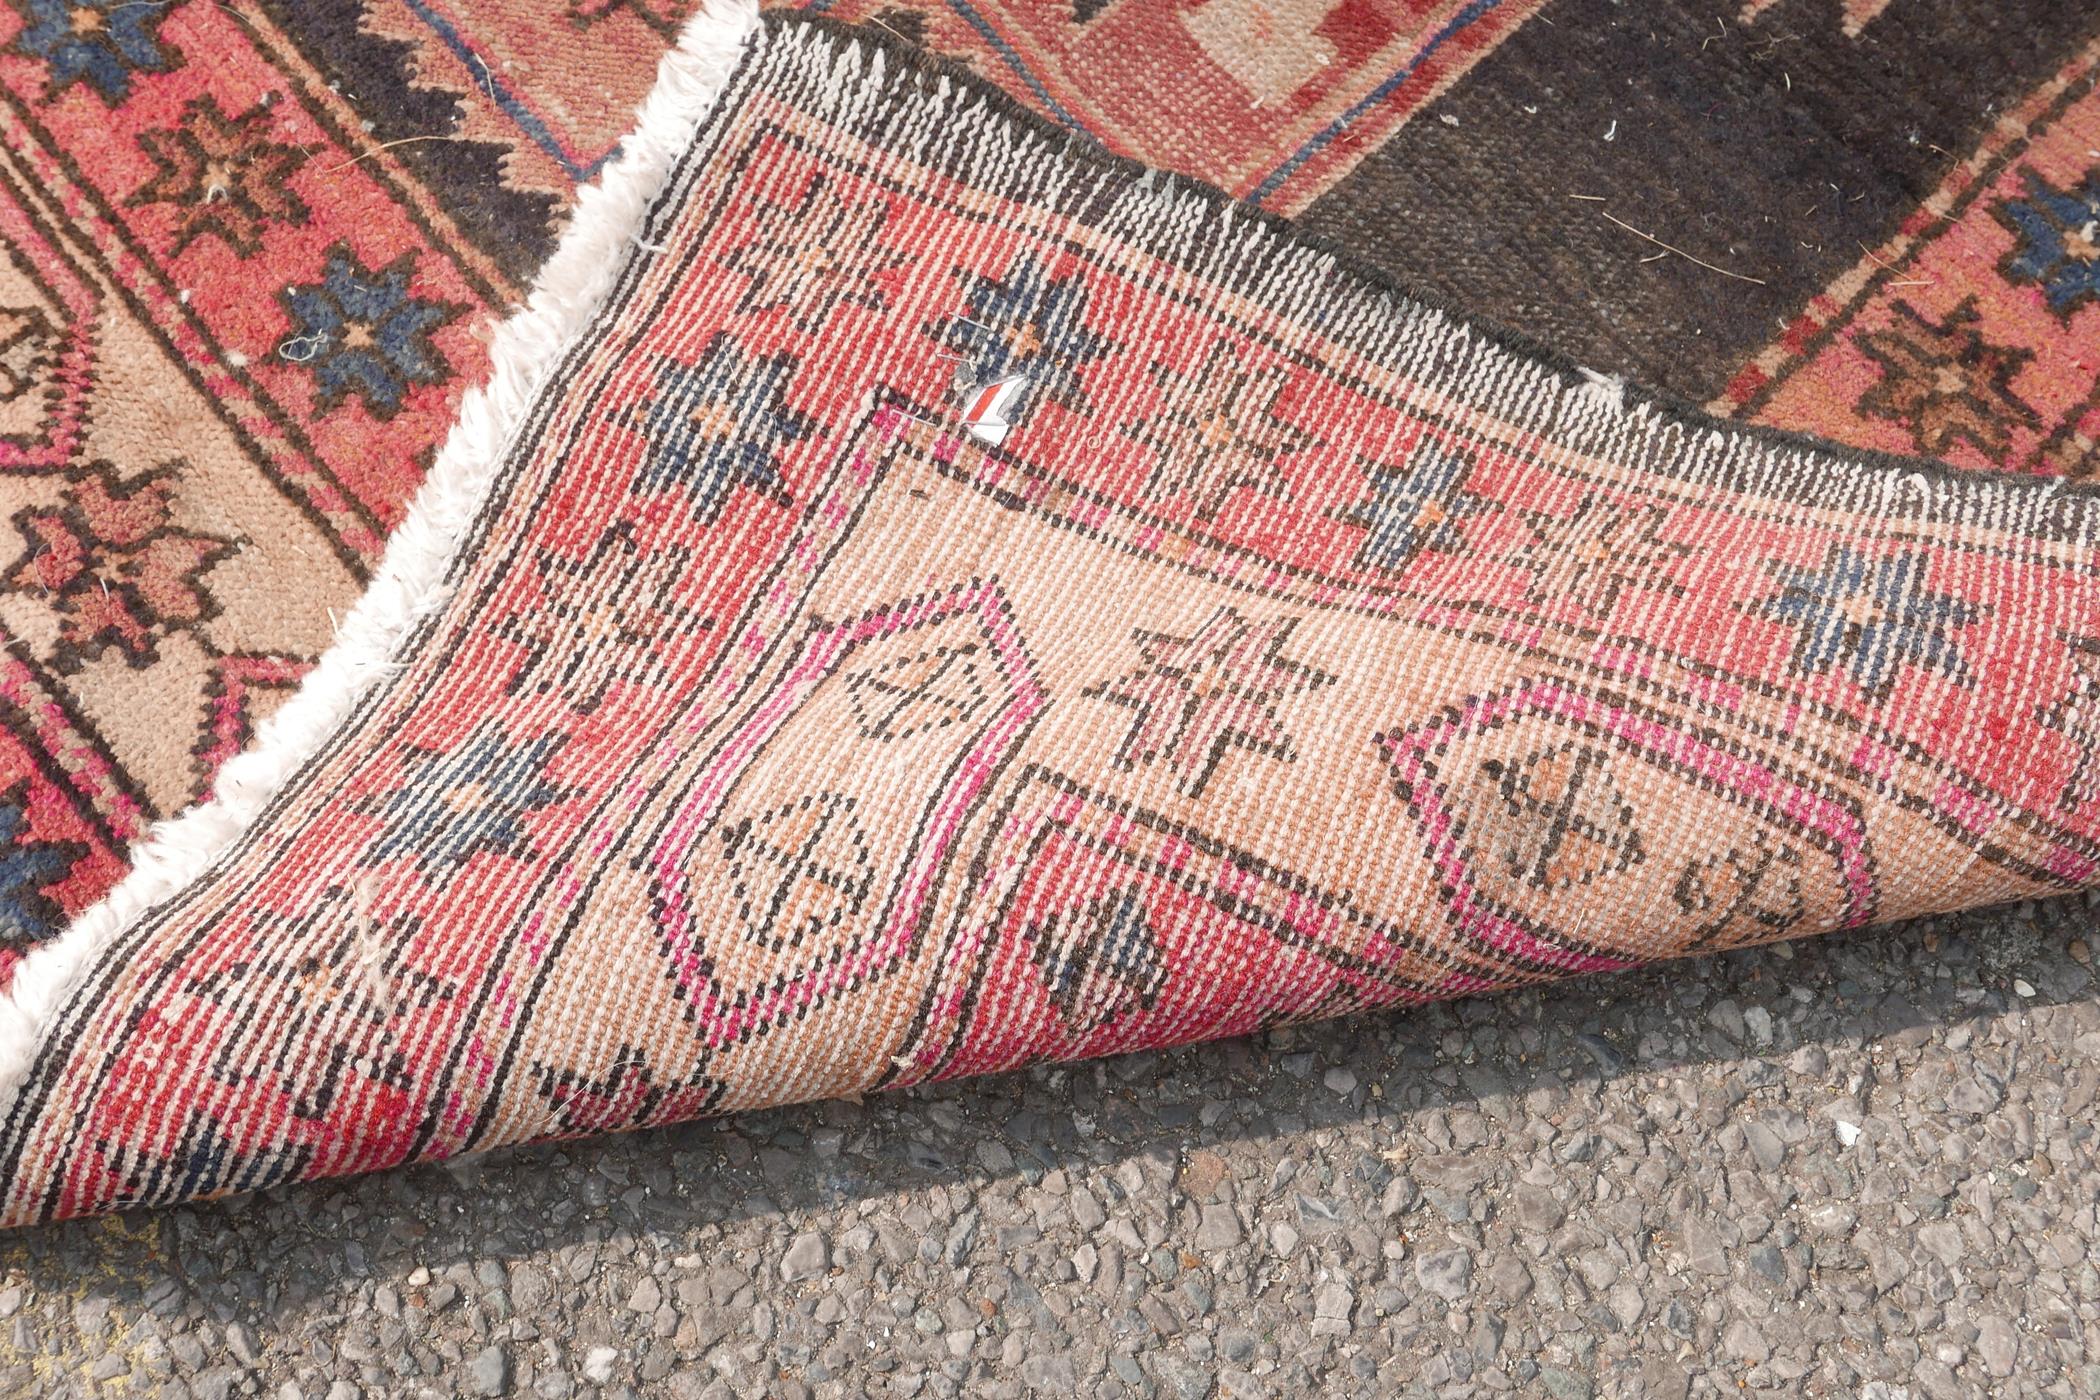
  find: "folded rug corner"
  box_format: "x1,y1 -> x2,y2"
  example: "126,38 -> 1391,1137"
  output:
1,1 -> 2094,1226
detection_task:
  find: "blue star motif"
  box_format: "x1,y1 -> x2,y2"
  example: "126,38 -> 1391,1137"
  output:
0,786 -> 77,949
279,246 -> 458,419
1334,440 -> 1487,572
624,336 -> 811,521
361,723 -> 569,876
1999,170 -> 2100,317
9,0 -> 176,104
1756,546 -> 1978,695
938,254 -> 1110,413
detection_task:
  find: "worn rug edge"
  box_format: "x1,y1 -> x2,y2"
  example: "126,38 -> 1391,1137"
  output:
0,0 -> 764,1089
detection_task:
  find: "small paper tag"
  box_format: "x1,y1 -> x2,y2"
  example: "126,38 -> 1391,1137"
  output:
960,375 -> 1028,446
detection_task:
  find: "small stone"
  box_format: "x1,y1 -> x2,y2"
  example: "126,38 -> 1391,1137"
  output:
582,1348 -> 618,1385
626,1278 -> 662,1314
1180,1150 -> 1229,1200
1539,1365 -> 1593,1400
1159,1357 -> 1214,1400
781,1232 -> 830,1283
1917,1221 -> 1964,1267
1977,1315 -> 2017,1377
1487,1254 -> 1533,1302
469,1345 -> 511,1397
1741,1120 -> 1785,1172
1270,1222 -> 1300,1256
1322,1067 -> 1358,1096
1678,1216 -> 1728,1277
1312,1281 -> 1353,1334
1706,999 -> 1747,1043
1415,1247 -> 1472,1301
1513,1184 -> 1563,1233
1743,1004 -> 1774,1046
1945,1075 -> 2003,1115
1194,1203 -> 1242,1250
2012,979 -> 2036,999
1723,1319 -> 1770,1365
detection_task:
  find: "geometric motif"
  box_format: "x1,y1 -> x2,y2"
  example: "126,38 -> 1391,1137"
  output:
1753,544 -> 1978,697
646,579 -> 1043,1049
717,793 -> 874,954
0,305 -> 54,405
2036,632 -> 2100,812
278,246 -> 462,420
92,1110 -> 310,1214
1499,493 -> 1690,620
1997,168 -> 2100,318
5,459 -> 233,673
843,642 -> 988,741
531,1048 -> 724,1136
1085,606 -> 1335,798
495,526 -> 705,715
0,778 -> 83,955
357,723 -> 570,881
934,253 -> 1110,416
1026,888 -> 1166,1034
130,97 -> 311,258
1672,831 -> 1805,951
1475,740 -> 1645,892
1379,680 -> 1876,974
624,334 -> 811,520
1333,439 -> 1487,573
1855,299 -> 2039,459
7,0 -> 178,105
1122,343 -> 1313,520
725,173 -> 901,333
182,887 -> 456,1121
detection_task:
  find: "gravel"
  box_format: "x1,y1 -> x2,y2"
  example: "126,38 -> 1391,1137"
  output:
2,893 -> 2095,1397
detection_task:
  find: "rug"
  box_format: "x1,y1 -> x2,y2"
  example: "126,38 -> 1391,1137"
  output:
3,3 -> 2095,999
0,5 -> 2093,1224
0,0 -> 686,981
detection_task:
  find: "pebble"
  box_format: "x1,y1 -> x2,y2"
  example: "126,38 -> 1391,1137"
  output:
1193,1203 -> 1242,1250
780,1231 -> 829,1282
1311,1281 -> 1353,1335
1415,1247 -> 1473,1301
469,1345 -> 510,1397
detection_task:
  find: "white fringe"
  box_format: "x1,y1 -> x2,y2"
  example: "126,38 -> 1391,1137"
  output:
0,0 -> 762,1089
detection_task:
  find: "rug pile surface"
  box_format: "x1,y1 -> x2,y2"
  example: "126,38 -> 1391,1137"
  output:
0,7 -> 2094,1225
